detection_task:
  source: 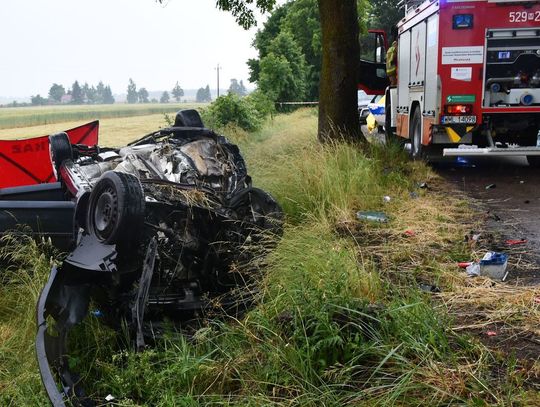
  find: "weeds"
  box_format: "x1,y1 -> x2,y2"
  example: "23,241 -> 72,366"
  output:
0,235 -> 53,404
1,109 -> 537,405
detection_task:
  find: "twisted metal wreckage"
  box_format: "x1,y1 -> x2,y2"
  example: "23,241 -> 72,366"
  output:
0,110 -> 283,406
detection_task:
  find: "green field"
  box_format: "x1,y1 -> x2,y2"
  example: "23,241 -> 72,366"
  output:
0,103 -> 208,130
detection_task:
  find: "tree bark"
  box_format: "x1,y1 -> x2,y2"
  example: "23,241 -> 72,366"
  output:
318,0 -> 363,143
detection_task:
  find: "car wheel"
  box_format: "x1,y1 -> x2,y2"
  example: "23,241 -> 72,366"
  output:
87,171 -> 145,245
49,132 -> 73,177
409,108 -> 424,160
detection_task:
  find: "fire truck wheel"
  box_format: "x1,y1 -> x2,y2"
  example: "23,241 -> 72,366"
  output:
526,156 -> 540,168
409,108 -> 424,160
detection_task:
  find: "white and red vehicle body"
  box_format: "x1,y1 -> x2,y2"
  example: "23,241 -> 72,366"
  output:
361,0 -> 540,161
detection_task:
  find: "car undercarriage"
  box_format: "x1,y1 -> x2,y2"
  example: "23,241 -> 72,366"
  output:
0,110 -> 283,406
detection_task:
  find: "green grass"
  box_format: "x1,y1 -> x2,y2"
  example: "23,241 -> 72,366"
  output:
1,109 -> 538,405
0,235 -> 56,405
0,103 -> 208,130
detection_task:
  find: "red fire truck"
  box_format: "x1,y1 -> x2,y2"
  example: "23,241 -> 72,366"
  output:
359,0 -> 540,165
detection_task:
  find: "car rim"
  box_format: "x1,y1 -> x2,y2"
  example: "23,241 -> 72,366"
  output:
94,188 -> 117,239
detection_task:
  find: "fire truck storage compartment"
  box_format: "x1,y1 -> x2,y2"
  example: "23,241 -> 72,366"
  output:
484,28 -> 540,107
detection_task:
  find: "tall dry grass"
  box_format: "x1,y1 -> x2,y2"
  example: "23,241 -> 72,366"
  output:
1,109 -> 538,405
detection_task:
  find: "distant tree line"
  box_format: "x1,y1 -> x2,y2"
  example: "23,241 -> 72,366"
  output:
30,81 -> 115,106
194,79 -> 247,103
3,77 -> 249,108
128,79 -> 186,104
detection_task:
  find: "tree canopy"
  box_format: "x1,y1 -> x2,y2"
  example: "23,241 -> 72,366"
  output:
160,91 -> 170,103
71,81 -> 83,104
171,82 -> 184,101
138,87 -> 150,103
196,85 -> 212,103
214,0 -> 276,28
257,31 -> 308,102
366,0 -> 403,37
248,0 -> 321,101
48,83 -> 65,103
228,79 -> 247,97
127,79 -> 138,104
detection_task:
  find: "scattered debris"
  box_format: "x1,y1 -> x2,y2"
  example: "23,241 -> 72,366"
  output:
465,231 -> 481,247
383,195 -> 391,203
466,262 -> 481,277
409,191 -> 419,199
419,284 -> 441,293
458,262 -> 472,269
505,239 -> 527,246
463,252 -> 508,280
480,252 -> 508,281
404,230 -> 415,237
105,395 -> 115,402
486,331 -> 498,337
356,211 -> 389,223
485,183 -> 497,190
418,182 -> 428,189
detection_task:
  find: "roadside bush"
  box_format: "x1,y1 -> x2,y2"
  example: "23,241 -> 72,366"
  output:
245,89 -> 275,122
203,91 -> 274,132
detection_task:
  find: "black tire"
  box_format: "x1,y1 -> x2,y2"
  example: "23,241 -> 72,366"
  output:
87,171 -> 145,245
527,156 -> 540,168
49,132 -> 73,176
409,108 -> 424,160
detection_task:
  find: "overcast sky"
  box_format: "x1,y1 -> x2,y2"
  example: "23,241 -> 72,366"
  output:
0,0 -> 276,98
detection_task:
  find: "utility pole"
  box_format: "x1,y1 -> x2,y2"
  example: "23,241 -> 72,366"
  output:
215,63 -> 222,98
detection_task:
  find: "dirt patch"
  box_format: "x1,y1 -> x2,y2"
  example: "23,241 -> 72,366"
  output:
435,156 -> 540,285
429,157 -> 540,367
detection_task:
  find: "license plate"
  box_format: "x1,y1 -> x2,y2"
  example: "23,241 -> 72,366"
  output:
441,115 -> 477,124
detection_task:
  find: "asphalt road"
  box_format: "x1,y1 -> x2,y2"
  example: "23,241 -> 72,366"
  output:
432,155 -> 540,285
362,125 -> 540,284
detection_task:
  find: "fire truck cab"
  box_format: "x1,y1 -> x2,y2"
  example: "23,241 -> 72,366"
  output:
360,0 -> 540,165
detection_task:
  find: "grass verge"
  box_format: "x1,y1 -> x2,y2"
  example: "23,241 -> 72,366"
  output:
1,109 -> 538,405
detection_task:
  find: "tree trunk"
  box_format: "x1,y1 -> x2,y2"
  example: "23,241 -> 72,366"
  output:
317,0 -> 364,143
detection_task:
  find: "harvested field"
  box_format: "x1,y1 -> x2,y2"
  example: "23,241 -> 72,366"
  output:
0,103 -> 207,130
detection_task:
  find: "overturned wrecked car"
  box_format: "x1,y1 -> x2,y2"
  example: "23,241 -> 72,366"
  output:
0,110 -> 282,406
